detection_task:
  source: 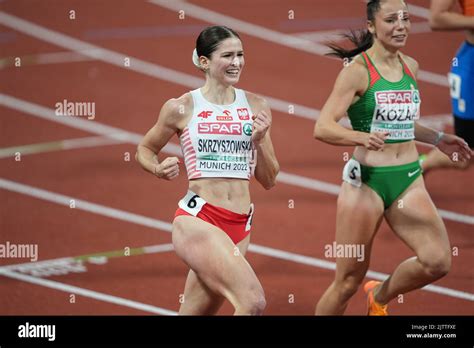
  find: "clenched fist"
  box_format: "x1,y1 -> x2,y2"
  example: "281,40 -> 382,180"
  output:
155,157 -> 180,180
251,110 -> 271,143
364,132 -> 389,151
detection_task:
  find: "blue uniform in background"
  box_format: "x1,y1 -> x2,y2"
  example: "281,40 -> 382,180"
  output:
449,41 -> 474,146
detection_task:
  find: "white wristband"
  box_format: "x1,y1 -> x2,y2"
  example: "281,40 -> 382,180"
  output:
434,131 -> 444,146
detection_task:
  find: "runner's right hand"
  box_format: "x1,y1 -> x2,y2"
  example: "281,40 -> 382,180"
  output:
364,132 -> 389,151
155,157 -> 180,180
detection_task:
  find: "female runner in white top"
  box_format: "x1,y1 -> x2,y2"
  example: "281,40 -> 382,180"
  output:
136,26 -> 279,315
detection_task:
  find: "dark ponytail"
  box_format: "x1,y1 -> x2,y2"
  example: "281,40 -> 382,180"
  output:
326,0 -> 383,60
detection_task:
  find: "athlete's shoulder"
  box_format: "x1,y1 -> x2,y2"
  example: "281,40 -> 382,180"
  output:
335,54 -> 368,93
400,53 -> 419,77
346,54 -> 369,74
161,92 -> 193,118
244,90 -> 270,113
158,93 -> 193,129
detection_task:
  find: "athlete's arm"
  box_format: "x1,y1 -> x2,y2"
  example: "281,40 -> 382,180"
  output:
407,54 -> 473,161
247,93 -> 280,190
136,97 -> 185,180
405,55 -> 444,144
415,122 -> 447,145
416,123 -> 472,161
314,59 -> 387,150
430,0 -> 474,30
403,54 -> 438,145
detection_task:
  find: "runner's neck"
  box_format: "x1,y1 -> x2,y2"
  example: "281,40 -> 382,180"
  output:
369,41 -> 401,69
201,81 -> 236,105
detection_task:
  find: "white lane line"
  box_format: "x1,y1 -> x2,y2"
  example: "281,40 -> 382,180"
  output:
295,29 -> 347,43
410,21 -> 433,34
1,51 -> 93,69
0,10 -> 453,131
0,135 -> 125,159
0,243 -> 175,272
33,51 -> 93,64
1,177 -> 473,302
1,93 -> 471,225
0,93 -> 182,156
398,3 -> 431,19
361,0 -> 431,19
297,22 -> 432,42
147,0 -> 329,55
0,177 -> 173,232
249,245 -> 474,302
0,269 -> 177,315
149,0 -> 449,87
0,11 -> 202,86
0,11 -> 319,123
279,171 -> 473,225
277,171 -> 340,195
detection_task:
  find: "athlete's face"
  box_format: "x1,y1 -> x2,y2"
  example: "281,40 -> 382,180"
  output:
205,37 -> 245,85
369,0 -> 411,50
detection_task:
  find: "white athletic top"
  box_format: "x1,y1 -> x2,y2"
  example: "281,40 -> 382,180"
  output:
179,88 -> 256,180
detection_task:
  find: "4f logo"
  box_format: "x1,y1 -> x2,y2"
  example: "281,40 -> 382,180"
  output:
198,111 -> 213,119
237,108 -> 250,120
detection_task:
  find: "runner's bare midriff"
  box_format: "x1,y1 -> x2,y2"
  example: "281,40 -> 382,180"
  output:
353,140 -> 419,167
189,178 -> 251,214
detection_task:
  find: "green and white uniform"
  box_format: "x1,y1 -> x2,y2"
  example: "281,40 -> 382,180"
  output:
342,51 -> 422,209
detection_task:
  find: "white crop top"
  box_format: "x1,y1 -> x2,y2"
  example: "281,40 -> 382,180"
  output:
179,88 -> 256,180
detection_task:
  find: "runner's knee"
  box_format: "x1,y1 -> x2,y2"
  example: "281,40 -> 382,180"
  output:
335,275 -> 364,300
235,285 -> 266,315
418,247 -> 451,279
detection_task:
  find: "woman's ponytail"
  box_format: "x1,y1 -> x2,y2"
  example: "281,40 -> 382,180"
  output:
325,0 -> 382,61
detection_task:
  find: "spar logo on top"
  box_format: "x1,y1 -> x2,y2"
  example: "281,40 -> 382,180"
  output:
374,89 -> 421,122
371,89 -> 421,140
375,90 -> 420,105
198,123 -> 242,135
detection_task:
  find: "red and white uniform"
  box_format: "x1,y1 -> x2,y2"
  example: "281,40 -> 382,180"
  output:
175,88 -> 256,244
180,88 -> 256,180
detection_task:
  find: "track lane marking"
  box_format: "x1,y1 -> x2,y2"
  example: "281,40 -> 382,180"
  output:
0,268 -> 178,315
149,0 -> 449,87
1,177 -> 472,302
1,93 -> 472,225
0,11 -> 453,131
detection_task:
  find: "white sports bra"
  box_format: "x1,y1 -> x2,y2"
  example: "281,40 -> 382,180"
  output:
179,88 -> 256,180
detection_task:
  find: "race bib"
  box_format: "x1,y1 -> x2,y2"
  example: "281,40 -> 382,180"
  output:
371,89 -> 421,141
178,191 -> 206,216
342,158 -> 362,188
196,122 -> 253,174
448,73 -> 466,113
448,72 -> 461,99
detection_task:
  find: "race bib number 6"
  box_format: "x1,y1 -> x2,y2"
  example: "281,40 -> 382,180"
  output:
178,191 -> 206,216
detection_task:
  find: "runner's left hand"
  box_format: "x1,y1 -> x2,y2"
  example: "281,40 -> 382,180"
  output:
251,110 -> 271,144
437,134 -> 473,162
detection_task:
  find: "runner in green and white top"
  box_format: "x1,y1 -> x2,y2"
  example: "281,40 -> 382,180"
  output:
313,0 -> 472,316
347,51 -> 421,143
